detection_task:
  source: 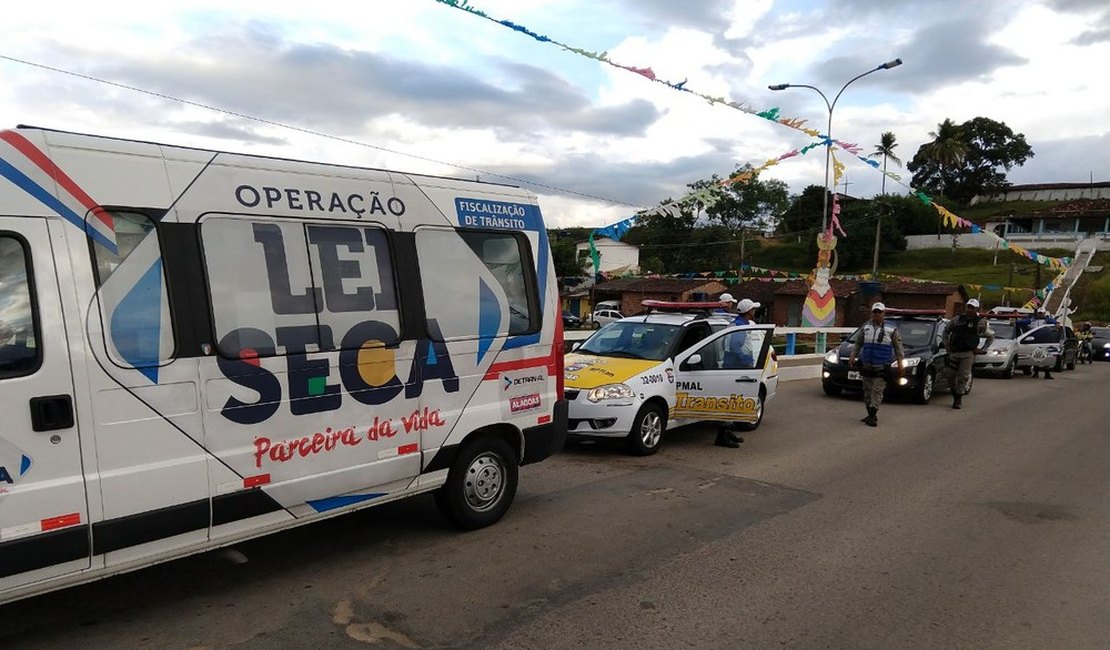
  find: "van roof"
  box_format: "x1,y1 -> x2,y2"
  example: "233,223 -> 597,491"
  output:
15,124 -> 525,190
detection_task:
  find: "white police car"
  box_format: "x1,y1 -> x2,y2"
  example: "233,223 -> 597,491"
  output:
564,301 -> 778,455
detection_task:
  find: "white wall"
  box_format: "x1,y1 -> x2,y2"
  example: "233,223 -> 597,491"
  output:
575,237 -> 640,274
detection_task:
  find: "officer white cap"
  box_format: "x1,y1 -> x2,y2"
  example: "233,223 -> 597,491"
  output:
736,298 -> 761,313
718,293 -> 737,304
871,302 -> 885,312
967,298 -> 980,308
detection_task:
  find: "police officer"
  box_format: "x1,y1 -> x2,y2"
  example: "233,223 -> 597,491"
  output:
715,297 -> 761,448
848,302 -> 905,427
942,298 -> 993,408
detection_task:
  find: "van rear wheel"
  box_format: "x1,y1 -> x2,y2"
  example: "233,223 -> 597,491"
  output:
435,436 -> 518,530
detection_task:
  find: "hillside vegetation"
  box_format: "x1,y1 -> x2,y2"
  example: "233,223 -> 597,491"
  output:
745,242 -> 1110,321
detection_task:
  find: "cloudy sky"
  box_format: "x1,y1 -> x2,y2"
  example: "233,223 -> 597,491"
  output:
2,0 -> 1107,228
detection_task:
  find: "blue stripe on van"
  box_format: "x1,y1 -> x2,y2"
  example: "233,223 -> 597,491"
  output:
306,493 -> 386,513
0,157 -> 117,251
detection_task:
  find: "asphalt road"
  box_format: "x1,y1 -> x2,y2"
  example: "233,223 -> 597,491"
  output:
3,364 -> 1109,649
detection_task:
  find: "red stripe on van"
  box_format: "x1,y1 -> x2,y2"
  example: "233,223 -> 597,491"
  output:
538,415 -> 552,424
0,131 -> 114,228
483,353 -> 553,380
397,443 -> 419,455
40,513 -> 81,531
244,474 -> 271,488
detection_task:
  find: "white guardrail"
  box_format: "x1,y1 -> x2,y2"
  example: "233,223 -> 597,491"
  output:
564,326 -> 857,382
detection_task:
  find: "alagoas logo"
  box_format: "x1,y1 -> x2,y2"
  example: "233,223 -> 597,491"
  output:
509,394 -> 541,413
0,439 -> 32,485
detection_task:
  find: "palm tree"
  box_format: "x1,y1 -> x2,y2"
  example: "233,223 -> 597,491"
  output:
921,119 -> 968,238
920,119 -> 967,196
868,131 -> 902,195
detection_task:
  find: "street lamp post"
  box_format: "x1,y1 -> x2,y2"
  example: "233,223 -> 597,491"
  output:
769,58 -> 902,235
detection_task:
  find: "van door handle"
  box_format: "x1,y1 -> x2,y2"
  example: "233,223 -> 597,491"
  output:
30,395 -> 75,432
734,377 -> 758,383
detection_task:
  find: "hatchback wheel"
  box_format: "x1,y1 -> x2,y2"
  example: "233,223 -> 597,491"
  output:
626,404 -> 665,456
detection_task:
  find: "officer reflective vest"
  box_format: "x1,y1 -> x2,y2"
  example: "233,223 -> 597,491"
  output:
858,322 -> 897,366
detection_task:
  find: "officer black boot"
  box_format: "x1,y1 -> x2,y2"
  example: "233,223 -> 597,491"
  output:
723,424 -> 744,444
714,428 -> 740,448
952,391 -> 962,409
1044,369 -> 1054,379
864,406 -> 878,427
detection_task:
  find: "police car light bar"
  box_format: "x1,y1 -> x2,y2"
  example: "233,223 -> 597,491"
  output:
882,308 -> 946,316
641,299 -> 727,313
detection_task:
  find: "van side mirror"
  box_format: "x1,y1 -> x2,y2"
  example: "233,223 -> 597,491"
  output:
682,353 -> 703,370
570,341 -> 582,351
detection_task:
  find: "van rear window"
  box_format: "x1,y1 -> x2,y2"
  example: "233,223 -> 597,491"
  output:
0,236 -> 39,378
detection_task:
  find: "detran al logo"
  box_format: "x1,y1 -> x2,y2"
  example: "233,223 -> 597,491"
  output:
503,376 -> 513,391
0,438 -> 32,485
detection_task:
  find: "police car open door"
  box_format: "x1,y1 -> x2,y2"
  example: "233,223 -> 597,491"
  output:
671,325 -> 775,427
0,218 -> 90,587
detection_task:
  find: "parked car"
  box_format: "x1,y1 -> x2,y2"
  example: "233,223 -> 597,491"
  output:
1089,326 -> 1110,362
973,317 -> 1019,378
588,308 -> 624,329
565,301 -> 778,455
1015,323 -> 1079,373
822,311 -> 966,403
562,310 -> 582,328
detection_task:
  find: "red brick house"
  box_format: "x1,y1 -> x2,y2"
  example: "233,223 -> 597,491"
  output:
590,278 -> 728,316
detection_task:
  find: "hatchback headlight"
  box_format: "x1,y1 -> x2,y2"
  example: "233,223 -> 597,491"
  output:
824,350 -> 839,364
586,383 -> 635,403
897,357 -> 922,368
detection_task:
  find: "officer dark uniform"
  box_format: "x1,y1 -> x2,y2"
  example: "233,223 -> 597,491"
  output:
943,299 -> 993,408
848,302 -> 904,427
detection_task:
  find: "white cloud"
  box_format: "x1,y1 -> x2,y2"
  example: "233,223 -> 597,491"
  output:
0,0 -> 1106,230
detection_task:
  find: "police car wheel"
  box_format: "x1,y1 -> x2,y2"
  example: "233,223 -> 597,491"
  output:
435,436 -> 519,530
914,370 -> 934,404
627,404 -> 665,456
1002,360 -> 1015,379
736,392 -> 764,432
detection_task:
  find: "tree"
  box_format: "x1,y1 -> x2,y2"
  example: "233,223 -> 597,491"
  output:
689,165 -> 790,232
777,185 -> 826,238
908,117 -> 1033,206
547,227 -> 592,278
869,131 -> 902,195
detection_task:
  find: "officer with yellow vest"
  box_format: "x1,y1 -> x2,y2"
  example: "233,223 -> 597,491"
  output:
848,302 -> 905,427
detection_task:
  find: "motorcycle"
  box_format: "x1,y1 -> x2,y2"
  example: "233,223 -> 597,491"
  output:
1078,338 -> 1094,364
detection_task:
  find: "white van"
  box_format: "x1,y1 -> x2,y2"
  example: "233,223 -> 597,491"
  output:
0,126 -> 566,604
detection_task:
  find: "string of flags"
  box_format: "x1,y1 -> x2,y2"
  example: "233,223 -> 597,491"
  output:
436,0 -> 1074,271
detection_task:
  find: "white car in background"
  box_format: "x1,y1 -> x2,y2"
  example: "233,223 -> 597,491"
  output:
974,317 -> 1019,379
587,308 -> 625,329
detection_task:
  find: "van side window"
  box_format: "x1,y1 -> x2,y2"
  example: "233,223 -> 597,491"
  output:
416,229 -> 538,339
306,224 -> 400,350
202,218 -> 401,358
90,211 -> 176,367
0,235 -> 40,378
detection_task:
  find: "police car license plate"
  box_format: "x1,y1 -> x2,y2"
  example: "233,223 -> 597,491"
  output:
847,370 -> 861,381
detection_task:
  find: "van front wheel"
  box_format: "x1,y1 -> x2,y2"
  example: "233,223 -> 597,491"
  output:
435,436 -> 519,530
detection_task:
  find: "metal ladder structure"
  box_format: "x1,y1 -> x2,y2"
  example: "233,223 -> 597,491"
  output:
1044,238 -> 1099,322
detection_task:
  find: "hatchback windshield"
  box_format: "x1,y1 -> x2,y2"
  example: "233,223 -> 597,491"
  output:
578,321 -> 682,360
987,319 -> 1018,339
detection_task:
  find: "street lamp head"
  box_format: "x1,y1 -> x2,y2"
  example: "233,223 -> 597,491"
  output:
879,58 -> 903,70
768,83 -> 790,91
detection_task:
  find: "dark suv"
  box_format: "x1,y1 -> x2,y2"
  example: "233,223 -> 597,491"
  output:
821,312 -> 965,403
